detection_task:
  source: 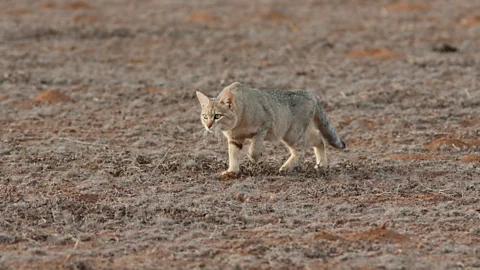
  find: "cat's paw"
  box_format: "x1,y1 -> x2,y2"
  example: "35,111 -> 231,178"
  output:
314,162 -> 327,169
247,153 -> 262,163
221,170 -> 239,180
279,165 -> 292,172
279,159 -> 298,172
221,170 -> 239,176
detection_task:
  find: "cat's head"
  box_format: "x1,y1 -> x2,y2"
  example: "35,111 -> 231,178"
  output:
195,90 -> 237,132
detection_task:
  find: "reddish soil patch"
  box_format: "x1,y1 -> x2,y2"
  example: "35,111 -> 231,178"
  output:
426,137 -> 472,150
467,139 -> 480,148
4,9 -> 31,16
145,88 -> 172,95
64,1 -> 93,10
312,232 -> 345,242
460,154 -> 480,163
383,3 -> 429,12
458,119 -> 480,127
344,49 -> 399,60
344,118 -> 378,130
260,11 -> 288,21
73,15 -> 98,24
35,90 -> 73,104
458,15 -> 480,27
40,2 -> 57,9
187,12 -> 220,22
345,228 -> 410,244
12,100 -> 35,110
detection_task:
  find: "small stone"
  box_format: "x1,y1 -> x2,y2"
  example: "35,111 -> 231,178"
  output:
432,44 -> 458,53
183,159 -> 197,169
153,78 -> 167,86
136,155 -> 152,164
78,233 -> 93,242
30,248 -> 47,255
0,234 -> 14,244
235,194 -> 245,202
71,260 -> 90,270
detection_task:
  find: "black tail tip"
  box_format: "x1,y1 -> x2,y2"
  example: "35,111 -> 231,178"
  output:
340,141 -> 346,149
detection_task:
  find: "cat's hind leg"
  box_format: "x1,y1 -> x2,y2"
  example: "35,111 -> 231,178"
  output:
279,140 -> 300,172
313,140 -> 327,168
248,130 -> 267,163
308,128 -> 328,168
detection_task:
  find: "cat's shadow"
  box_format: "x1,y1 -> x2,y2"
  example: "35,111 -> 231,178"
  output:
218,159 -> 337,181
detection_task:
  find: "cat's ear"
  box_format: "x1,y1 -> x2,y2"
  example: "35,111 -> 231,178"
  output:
219,90 -> 235,109
196,91 -> 210,107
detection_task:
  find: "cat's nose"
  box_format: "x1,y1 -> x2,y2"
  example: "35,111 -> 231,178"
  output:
207,121 -> 214,129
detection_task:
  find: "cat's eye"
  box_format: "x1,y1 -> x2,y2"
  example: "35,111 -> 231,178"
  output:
202,114 -> 208,119
214,114 -> 221,119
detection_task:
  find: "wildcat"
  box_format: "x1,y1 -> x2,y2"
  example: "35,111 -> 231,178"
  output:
196,82 -> 345,175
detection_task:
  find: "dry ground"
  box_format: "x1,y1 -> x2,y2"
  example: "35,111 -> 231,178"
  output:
0,0 -> 479,269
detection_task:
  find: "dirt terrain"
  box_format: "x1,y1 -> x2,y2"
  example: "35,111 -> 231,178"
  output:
0,0 -> 479,269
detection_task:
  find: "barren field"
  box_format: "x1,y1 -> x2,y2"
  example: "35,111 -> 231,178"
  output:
0,0 -> 479,269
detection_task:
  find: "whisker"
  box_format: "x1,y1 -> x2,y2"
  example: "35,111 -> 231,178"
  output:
192,123 -> 227,150
214,130 -> 224,146
193,127 -> 207,140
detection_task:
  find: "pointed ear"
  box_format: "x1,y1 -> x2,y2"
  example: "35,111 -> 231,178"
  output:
219,90 -> 235,109
196,91 -> 210,107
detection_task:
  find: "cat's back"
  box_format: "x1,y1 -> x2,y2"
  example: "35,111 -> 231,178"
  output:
218,82 -> 262,99
220,82 -> 314,114
266,89 -> 315,107
220,82 -> 270,107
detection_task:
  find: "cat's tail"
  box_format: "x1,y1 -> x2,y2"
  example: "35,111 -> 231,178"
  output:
313,97 -> 346,149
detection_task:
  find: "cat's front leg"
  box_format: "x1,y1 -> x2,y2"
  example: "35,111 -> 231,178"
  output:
248,130 -> 267,163
222,139 -> 243,175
